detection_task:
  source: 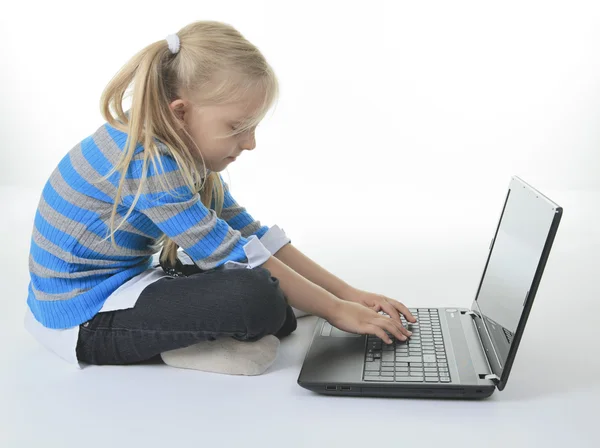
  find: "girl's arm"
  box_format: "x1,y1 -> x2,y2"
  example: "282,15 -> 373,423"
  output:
261,254 -> 413,342
272,243 -> 416,326
273,243 -> 356,301
261,255 -> 344,319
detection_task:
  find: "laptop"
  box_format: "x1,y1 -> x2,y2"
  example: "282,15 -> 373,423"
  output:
297,176 -> 562,399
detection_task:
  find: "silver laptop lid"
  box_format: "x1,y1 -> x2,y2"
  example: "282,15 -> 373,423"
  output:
470,176 -> 562,391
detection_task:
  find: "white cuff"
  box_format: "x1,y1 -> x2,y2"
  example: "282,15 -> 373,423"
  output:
177,249 -> 193,265
174,227 -> 287,270
223,235 -> 271,270
259,225 -> 291,255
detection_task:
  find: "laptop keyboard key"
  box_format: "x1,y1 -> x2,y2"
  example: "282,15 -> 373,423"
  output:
365,361 -> 380,371
395,357 -> 423,363
364,376 -> 394,382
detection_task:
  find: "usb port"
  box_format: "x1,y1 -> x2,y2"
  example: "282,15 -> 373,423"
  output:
340,386 -> 352,391
326,385 -> 336,391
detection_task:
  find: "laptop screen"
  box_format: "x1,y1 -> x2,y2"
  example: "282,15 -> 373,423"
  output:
474,177 -> 561,384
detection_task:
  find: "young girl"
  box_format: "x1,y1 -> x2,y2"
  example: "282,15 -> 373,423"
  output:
25,20 -> 416,376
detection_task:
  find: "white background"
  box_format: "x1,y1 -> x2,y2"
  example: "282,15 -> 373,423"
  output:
1,1 -> 599,447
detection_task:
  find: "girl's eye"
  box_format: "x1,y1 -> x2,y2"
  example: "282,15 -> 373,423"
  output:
230,125 -> 255,134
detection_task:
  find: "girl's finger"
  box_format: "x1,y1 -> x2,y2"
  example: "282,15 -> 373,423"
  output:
375,302 -> 412,338
377,303 -> 413,338
379,317 -> 407,342
379,300 -> 403,325
364,323 -> 393,345
389,298 -> 417,323
390,316 -> 412,338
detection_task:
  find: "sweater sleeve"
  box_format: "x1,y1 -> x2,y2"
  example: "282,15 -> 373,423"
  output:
123,159 -> 271,271
217,175 -> 269,239
217,175 -> 291,255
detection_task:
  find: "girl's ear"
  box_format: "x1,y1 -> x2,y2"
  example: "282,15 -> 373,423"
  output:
169,99 -> 187,130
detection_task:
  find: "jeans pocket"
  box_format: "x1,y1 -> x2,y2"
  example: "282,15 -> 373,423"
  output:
80,312 -> 106,331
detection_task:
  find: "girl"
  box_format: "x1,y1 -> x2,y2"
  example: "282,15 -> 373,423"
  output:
25,20 -> 416,376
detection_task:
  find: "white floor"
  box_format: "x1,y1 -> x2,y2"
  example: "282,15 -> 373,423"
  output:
1,185 -> 599,448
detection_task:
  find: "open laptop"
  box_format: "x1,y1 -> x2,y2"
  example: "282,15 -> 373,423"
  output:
297,176 -> 562,399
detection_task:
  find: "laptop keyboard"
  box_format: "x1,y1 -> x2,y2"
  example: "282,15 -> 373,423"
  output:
363,308 -> 451,383
503,327 -> 514,344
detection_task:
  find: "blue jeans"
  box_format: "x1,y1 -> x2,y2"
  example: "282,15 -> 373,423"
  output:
76,266 -> 297,365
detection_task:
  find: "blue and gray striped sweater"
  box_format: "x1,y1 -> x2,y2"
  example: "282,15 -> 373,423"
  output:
27,119 -> 269,329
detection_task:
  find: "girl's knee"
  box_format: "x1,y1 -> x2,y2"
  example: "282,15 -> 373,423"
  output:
238,267 -> 288,336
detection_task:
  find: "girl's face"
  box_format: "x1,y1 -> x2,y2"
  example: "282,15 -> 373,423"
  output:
169,92 -> 262,172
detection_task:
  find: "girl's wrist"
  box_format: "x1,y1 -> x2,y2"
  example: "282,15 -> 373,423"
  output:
337,284 -> 359,302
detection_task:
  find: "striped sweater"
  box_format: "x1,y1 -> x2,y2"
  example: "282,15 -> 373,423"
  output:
27,119 -> 270,330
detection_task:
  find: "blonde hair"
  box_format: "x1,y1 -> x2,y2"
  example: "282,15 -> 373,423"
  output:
98,21 -> 279,268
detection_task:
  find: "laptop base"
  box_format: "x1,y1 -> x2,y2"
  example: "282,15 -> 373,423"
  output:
299,381 -> 496,399
297,311 -> 497,399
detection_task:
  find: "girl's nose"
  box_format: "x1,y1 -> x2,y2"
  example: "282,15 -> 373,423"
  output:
240,131 -> 256,151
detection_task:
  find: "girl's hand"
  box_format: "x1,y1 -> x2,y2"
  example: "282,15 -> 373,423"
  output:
326,300 -> 413,344
344,288 -> 417,327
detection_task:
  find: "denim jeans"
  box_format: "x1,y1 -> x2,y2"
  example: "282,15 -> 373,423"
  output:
76,266 -> 298,365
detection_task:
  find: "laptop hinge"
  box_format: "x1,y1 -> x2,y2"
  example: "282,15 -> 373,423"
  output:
466,303 -> 504,384
485,374 -> 500,382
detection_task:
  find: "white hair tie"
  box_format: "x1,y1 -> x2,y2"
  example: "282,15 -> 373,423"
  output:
165,34 -> 180,54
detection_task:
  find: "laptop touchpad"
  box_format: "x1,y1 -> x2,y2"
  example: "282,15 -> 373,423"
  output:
321,321 -> 362,337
